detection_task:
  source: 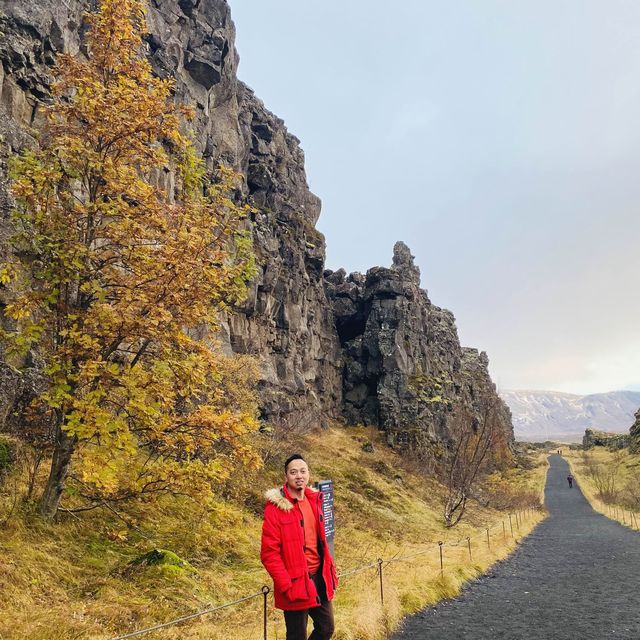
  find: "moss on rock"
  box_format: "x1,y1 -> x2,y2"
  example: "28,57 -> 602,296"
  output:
126,549 -> 196,577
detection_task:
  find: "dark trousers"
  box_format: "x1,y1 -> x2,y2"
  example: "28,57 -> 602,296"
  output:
283,572 -> 335,640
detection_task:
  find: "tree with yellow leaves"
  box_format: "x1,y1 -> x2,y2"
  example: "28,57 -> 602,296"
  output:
1,0 -> 260,519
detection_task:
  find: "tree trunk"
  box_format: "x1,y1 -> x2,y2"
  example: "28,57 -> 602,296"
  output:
39,426 -> 77,519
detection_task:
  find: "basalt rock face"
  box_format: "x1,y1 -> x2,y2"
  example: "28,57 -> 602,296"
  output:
0,0 -> 342,429
629,410 -> 640,454
324,242 -> 513,449
0,0 -> 511,451
583,428 -> 629,450
146,0 -> 344,426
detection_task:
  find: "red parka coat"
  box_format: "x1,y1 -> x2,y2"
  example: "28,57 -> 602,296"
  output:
261,484 -> 338,611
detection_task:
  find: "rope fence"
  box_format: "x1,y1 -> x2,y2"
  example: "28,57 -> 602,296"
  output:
110,589 -> 269,640
602,502 -> 640,530
108,507 -> 544,640
568,475 -> 640,531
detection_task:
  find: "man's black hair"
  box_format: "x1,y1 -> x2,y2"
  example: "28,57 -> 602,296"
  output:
284,454 -> 306,473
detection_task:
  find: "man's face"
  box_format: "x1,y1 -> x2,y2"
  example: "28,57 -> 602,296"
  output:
285,459 -> 310,493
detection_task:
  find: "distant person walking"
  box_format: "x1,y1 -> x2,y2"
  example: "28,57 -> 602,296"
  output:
261,454 -> 338,640
567,474 -> 574,488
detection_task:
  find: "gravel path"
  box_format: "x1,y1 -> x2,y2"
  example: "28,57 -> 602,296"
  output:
390,454 -> 640,640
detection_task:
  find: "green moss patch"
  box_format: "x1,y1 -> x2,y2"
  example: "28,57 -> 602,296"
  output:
125,549 -> 196,578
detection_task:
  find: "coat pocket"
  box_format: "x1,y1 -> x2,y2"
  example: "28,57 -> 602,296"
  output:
288,575 -> 309,601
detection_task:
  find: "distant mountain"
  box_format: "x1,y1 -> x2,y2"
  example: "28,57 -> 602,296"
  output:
500,390 -> 640,443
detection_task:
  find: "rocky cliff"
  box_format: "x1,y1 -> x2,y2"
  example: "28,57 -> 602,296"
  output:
0,0 -> 512,451
583,428 -> 629,450
324,242 -> 512,448
0,0 -> 343,431
630,409 -> 640,453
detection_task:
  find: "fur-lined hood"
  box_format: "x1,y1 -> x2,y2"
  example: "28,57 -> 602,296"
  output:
265,485 -> 319,512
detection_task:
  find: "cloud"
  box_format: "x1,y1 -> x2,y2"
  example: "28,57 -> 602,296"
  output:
490,337 -> 640,395
551,340 -> 640,395
386,100 -> 439,144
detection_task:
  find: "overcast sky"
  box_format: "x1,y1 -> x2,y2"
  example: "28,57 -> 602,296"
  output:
229,0 -> 640,395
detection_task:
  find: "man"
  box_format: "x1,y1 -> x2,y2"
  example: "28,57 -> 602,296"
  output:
261,454 -> 338,640
567,473 -> 574,488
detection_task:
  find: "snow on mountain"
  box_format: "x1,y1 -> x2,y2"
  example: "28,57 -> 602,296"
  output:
500,390 -> 640,443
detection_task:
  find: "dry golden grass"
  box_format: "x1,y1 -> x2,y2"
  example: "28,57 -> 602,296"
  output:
564,447 -> 640,531
0,426 -> 548,640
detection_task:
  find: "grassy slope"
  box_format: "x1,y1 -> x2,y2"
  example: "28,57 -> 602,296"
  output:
0,426 -> 548,640
565,447 -> 640,530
